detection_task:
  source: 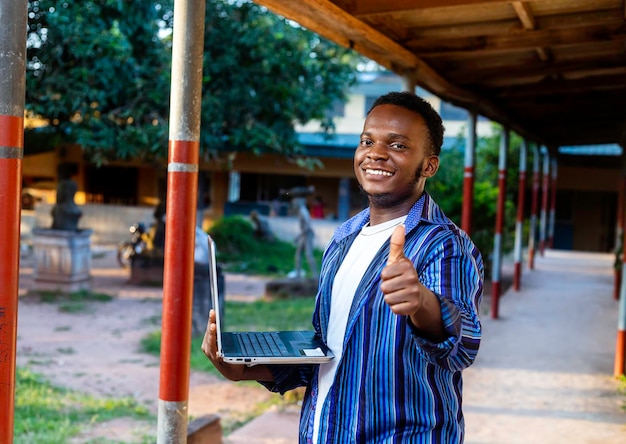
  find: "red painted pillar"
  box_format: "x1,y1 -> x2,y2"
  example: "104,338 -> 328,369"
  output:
614,218 -> 626,377
0,2 -> 27,442
491,128 -> 509,319
528,144 -> 540,270
539,148 -> 550,256
614,177 -> 626,300
547,158 -> 558,248
461,111 -> 477,235
157,0 -> 206,442
513,140 -> 528,291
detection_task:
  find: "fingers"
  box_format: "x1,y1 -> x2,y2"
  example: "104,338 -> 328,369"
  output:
387,224 -> 406,265
201,309 -> 218,359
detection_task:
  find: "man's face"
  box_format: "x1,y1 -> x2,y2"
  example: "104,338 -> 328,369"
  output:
354,104 -> 439,209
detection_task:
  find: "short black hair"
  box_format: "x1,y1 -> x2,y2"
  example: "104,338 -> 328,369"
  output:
368,91 -> 444,156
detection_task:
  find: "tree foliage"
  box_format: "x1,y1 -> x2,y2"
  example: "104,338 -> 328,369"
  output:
427,124 -> 531,273
25,0 -> 359,165
26,1 -> 173,163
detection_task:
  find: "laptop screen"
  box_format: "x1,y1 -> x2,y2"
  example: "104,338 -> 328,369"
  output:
207,235 -> 224,355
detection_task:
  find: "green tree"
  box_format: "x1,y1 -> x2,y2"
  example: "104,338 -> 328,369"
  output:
427,124 -> 524,274
26,1 -> 173,163
25,0 -> 359,165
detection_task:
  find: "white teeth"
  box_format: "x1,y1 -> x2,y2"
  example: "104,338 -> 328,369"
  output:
365,169 -> 393,177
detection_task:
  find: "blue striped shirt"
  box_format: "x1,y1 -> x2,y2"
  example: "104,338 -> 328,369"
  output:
262,193 -> 484,443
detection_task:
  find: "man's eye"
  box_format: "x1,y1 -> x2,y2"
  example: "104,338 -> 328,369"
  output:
391,143 -> 406,149
360,139 -> 373,147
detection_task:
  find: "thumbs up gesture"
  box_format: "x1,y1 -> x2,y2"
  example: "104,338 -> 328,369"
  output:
381,225 -> 447,341
380,225 -> 423,317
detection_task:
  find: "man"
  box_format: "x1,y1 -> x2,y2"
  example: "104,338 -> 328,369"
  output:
202,91 -> 484,443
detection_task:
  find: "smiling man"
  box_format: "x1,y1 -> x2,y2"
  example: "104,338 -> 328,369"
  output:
202,91 -> 484,443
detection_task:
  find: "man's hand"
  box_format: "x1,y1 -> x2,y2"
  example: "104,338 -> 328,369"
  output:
201,310 -> 275,382
201,310 -> 246,381
380,225 -> 446,341
380,225 -> 423,317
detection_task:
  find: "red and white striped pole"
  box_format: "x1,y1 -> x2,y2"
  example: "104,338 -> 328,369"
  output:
0,2 -> 27,442
539,148 -> 550,256
614,177 -> 626,300
547,158 -> 557,248
528,144 -> 540,270
614,219 -> 626,377
461,111 -> 477,235
491,127 -> 509,319
157,0 -> 206,442
513,139 -> 528,291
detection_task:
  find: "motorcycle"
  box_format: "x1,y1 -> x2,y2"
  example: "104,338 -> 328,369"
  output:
117,222 -> 149,268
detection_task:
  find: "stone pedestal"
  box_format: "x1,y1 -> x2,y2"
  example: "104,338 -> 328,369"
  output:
32,228 -> 93,293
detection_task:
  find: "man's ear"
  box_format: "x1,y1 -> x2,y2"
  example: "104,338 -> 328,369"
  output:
422,155 -> 440,178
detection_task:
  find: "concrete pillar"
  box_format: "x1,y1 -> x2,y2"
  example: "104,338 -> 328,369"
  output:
461,111 -> 477,234
528,144 -> 540,269
0,1 -> 27,441
539,147 -> 550,256
513,139 -> 528,291
491,127 -> 509,319
157,0 -> 206,442
548,158 -> 558,248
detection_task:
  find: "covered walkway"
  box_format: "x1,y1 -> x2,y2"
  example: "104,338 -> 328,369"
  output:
463,250 -> 625,443
228,250 -> 626,443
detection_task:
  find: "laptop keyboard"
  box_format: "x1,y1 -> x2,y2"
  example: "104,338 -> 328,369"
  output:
236,332 -> 291,357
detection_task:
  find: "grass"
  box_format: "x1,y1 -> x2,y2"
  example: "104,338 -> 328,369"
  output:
209,215 -> 323,276
14,367 -> 154,444
141,297 -> 316,377
33,290 -> 114,314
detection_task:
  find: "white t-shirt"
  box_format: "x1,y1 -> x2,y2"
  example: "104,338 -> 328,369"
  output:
312,215 -> 406,443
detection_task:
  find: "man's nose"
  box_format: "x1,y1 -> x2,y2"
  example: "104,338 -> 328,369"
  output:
367,142 -> 388,159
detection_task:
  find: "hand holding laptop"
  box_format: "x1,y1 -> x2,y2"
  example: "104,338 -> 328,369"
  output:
201,309 -> 275,381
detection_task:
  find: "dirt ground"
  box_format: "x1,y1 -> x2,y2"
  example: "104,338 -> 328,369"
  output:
15,247 -> 281,442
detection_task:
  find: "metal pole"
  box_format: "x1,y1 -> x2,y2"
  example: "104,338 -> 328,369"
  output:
491,127 -> 508,319
513,139 -> 527,291
539,147 -> 550,256
528,144 -> 540,270
614,223 -> 626,377
157,0 -> 206,442
0,2 -> 27,442
461,111 -> 477,235
547,158 -> 557,248
614,177 -> 626,300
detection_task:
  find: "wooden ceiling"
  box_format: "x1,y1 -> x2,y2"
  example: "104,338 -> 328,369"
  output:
253,0 -> 626,153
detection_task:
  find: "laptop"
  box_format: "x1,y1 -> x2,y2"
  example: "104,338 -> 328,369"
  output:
208,235 -> 333,366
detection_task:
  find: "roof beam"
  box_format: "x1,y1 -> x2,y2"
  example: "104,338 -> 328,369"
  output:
338,0 -> 531,16
450,58 -> 626,85
511,1 -> 550,61
408,25 -> 626,58
252,0 -> 538,139
408,10 -> 623,40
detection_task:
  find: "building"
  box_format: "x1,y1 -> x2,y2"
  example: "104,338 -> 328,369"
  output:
21,71 -> 620,252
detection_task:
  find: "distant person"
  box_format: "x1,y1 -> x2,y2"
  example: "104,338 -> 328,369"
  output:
202,91 -> 484,442
292,195 -> 317,279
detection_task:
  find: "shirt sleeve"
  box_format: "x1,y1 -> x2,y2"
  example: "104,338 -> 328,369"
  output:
409,231 -> 484,371
258,364 -> 316,395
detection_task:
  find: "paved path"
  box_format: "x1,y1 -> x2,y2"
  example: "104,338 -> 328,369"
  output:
18,246 -> 626,443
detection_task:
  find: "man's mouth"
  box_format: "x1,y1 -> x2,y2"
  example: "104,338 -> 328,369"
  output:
365,168 -> 393,177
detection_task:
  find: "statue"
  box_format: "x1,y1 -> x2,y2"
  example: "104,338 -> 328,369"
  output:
284,186 -> 318,279
51,163 -> 82,231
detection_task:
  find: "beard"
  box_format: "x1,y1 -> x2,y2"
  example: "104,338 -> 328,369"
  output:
359,165 -> 423,209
